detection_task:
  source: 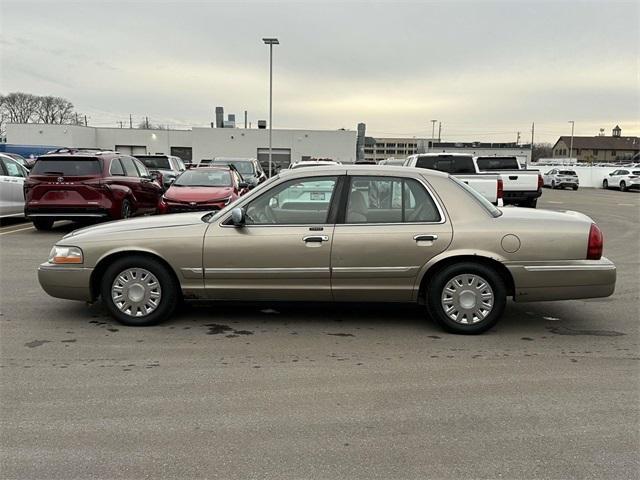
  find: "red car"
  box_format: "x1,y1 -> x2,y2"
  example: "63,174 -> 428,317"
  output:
159,166 -> 249,214
25,149 -> 163,230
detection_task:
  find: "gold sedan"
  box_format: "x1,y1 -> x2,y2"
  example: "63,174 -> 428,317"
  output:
38,166 -> 616,334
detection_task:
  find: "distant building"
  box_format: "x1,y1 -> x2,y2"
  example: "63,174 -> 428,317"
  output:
365,137 -> 531,164
552,126 -> 639,163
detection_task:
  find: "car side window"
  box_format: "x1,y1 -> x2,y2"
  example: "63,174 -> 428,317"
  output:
1,159 -> 26,178
346,176 -> 441,224
110,158 -> 125,176
133,158 -> 150,177
120,157 -> 139,177
244,176 -> 338,225
619,170 -> 629,175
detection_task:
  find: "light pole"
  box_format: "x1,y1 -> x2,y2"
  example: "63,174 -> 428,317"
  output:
568,120 -> 575,161
430,119 -> 437,151
263,37 -> 279,177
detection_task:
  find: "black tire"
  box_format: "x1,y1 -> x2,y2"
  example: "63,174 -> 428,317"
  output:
426,262 -> 507,334
572,185 -> 578,191
100,255 -> 179,326
32,217 -> 54,231
551,181 -> 556,189
120,199 -> 132,219
603,179 -> 608,189
620,181 -> 627,192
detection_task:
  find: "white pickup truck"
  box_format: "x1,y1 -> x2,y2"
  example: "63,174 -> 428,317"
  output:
404,153 -> 503,205
474,156 -> 542,208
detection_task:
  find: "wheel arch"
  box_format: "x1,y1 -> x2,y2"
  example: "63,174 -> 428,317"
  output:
416,253 -> 515,302
90,249 -> 182,301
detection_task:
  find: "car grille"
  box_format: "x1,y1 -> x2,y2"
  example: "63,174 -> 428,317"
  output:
167,205 -> 220,213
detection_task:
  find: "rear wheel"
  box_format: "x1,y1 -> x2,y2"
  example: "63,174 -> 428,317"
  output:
603,179 -> 608,189
426,263 -> 507,334
551,181 -> 556,189
100,255 -> 179,326
620,181 -> 627,192
32,218 -> 54,231
120,199 -> 132,219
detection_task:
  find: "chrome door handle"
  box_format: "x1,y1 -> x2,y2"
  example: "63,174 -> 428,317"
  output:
303,235 -> 329,243
414,234 -> 438,242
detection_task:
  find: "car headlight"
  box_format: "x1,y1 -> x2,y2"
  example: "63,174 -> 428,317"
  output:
48,246 -> 83,264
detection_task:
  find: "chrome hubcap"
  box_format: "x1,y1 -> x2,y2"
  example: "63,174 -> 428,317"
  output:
441,274 -> 494,324
111,268 -> 161,317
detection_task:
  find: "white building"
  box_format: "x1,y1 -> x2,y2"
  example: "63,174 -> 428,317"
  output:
5,124 -> 357,168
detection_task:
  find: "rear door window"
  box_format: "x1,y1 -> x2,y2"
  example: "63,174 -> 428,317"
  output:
133,158 -> 150,177
31,158 -> 101,176
415,157 -> 437,169
476,157 -> 519,170
1,158 -> 26,178
110,158 -> 125,176
120,157 -> 139,177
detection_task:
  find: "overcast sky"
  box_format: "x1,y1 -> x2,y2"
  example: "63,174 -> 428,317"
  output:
2,0 -> 638,143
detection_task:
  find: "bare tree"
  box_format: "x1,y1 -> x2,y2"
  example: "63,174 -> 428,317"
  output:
37,96 -> 75,124
1,92 -> 40,123
532,143 -> 553,162
137,118 -> 167,130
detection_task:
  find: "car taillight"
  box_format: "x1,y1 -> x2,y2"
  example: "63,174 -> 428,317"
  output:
587,223 -> 603,260
497,178 -> 503,199
537,174 -> 544,190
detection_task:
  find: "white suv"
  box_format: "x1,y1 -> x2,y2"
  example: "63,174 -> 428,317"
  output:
603,169 -> 640,192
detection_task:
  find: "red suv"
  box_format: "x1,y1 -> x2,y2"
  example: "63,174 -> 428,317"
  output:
25,149 -> 163,230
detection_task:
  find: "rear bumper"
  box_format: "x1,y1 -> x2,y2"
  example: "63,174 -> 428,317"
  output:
26,206 -> 110,219
506,257 -> 616,302
502,190 -> 542,205
38,263 -> 94,302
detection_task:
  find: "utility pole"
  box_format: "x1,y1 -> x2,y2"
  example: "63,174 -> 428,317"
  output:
430,120 -> 437,151
129,114 -> 133,128
516,131 -> 521,145
84,115 -> 87,126
568,120 -> 575,161
438,122 -> 442,142
118,121 -> 123,128
529,122 -> 534,168
244,110 -> 248,129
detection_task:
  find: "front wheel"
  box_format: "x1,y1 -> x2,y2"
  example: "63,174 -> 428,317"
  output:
572,185 -> 578,191
32,218 -> 54,231
551,181 -> 556,189
603,179 -> 608,189
620,181 -> 627,192
100,255 -> 179,326
426,263 -> 507,334
120,199 -> 132,219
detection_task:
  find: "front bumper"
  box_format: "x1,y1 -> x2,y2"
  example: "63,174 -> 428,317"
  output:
38,263 -> 94,302
506,257 -> 616,302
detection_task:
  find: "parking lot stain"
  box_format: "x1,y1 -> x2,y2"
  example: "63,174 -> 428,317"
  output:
106,328 -> 119,332
204,323 -> 233,335
25,340 -> 51,348
327,333 -> 354,337
521,337 -> 534,341
547,326 -> 625,336
427,335 -> 441,339
61,339 -> 77,343
234,330 -> 254,335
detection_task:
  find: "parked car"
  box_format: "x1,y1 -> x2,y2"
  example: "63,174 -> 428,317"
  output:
379,158 -> 406,166
133,154 -> 186,188
404,153 -> 503,205
543,169 -> 579,190
603,169 -> 640,192
0,154 -> 28,219
38,165 -> 615,334
25,148 -> 163,230
1,152 -> 35,170
159,166 -> 250,214
289,160 -> 342,169
473,156 -> 542,207
211,157 -> 267,186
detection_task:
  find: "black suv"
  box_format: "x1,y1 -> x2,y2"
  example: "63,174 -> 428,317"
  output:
211,158 -> 267,186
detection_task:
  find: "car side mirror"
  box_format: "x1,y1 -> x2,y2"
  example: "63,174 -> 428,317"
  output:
231,207 -> 245,226
238,181 -> 249,189
169,177 -> 176,184
609,173 -> 614,176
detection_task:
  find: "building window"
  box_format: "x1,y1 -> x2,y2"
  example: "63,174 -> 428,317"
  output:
611,151 -> 616,156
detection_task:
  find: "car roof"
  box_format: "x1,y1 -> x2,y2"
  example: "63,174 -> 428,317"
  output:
412,152 -> 473,157
278,164 -> 449,179
40,148 -> 118,159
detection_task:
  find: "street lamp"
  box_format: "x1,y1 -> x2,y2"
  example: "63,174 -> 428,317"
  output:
568,120 -> 575,162
263,37 -> 279,177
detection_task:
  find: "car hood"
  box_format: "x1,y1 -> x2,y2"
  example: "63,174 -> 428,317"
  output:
63,212 -> 206,239
164,186 -> 234,202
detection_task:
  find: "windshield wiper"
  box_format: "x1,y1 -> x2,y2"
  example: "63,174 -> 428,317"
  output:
41,171 -> 65,175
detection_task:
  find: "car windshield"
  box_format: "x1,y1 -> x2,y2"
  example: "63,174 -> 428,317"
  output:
449,176 -> 502,218
174,169 -> 232,187
476,157 -> 520,170
137,157 -> 171,170
31,157 -> 101,176
559,170 -> 576,175
213,160 -> 255,175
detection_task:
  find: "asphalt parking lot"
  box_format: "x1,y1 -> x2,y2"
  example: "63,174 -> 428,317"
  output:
1,188 -> 638,480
